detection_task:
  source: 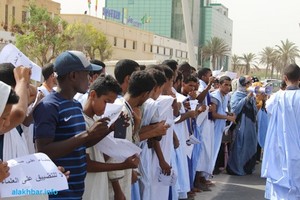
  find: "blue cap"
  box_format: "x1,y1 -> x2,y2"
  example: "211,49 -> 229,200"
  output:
54,51 -> 98,76
90,64 -> 103,72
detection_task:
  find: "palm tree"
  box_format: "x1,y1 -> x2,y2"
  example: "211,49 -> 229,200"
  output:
275,39 -> 300,74
259,47 -> 277,78
240,53 -> 256,75
231,54 -> 241,72
201,37 -> 230,70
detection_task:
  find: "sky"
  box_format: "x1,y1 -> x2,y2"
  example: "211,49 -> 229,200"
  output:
53,0 -> 300,57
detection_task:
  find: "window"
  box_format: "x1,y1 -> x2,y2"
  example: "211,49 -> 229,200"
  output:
113,37 -> 117,46
5,5 -> 8,26
124,39 -> 127,48
133,41 -> 137,50
176,50 -> 181,58
158,46 -> 164,55
22,11 -> 27,23
12,6 -> 15,24
165,48 -> 170,56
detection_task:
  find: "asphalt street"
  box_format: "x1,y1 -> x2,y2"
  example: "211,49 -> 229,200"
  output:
195,163 -> 266,200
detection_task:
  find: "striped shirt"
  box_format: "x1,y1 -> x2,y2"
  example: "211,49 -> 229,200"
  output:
33,92 -> 87,200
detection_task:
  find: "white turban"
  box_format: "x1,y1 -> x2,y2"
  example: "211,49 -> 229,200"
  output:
0,81 -> 11,116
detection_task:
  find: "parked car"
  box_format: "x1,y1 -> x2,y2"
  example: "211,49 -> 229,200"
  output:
262,79 -> 281,93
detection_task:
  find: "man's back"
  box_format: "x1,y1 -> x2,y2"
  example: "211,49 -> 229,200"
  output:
262,89 -> 300,199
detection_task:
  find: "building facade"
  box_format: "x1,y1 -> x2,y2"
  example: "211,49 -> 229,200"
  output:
0,0 -> 197,72
105,0 -> 174,38
105,0 -> 232,69
61,14 -> 194,74
200,3 -> 233,70
0,0 -> 60,48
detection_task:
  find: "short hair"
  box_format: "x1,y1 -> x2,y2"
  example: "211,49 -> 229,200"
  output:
0,63 -> 16,87
114,59 -> 140,84
183,75 -> 198,84
146,68 -> 166,87
128,70 -> 156,98
89,75 -> 122,97
280,80 -> 287,89
7,89 -> 19,104
197,67 -> 211,80
219,76 -> 231,84
42,63 -> 54,80
139,65 -> 146,70
162,59 -> 178,72
174,71 -> 183,82
283,63 -> 300,82
158,64 -> 174,80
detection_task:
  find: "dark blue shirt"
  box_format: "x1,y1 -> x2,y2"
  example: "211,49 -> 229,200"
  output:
33,92 -> 87,200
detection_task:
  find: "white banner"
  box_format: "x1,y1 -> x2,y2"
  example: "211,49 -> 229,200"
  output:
0,153 -> 68,198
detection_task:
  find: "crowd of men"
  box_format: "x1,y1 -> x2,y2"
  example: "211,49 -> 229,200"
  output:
0,49 -> 299,200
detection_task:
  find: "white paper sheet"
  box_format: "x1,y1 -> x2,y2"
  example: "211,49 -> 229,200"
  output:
100,103 -> 123,127
224,71 -> 237,80
223,121 -> 233,136
96,134 -> 142,162
175,92 -> 189,103
0,153 -> 68,198
156,168 -> 177,186
186,134 -> 201,145
189,100 -> 198,111
212,67 -> 223,77
0,44 -> 42,81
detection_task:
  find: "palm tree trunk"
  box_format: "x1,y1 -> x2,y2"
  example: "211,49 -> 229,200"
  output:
271,64 -> 274,79
265,64 -> 269,78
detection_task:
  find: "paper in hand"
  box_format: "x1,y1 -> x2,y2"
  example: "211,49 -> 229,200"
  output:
223,122 -> 233,135
156,167 -> 177,186
0,44 -> 41,81
101,103 -> 123,127
186,134 -> 201,145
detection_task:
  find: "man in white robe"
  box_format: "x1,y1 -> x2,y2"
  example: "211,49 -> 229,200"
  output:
210,76 -> 235,174
192,68 -> 215,191
262,64 -> 300,200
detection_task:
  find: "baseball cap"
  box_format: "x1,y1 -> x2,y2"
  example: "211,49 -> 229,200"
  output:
90,63 -> 103,72
54,51 -> 97,76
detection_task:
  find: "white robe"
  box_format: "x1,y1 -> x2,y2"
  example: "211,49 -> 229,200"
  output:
195,80 -> 215,177
210,90 -> 229,172
151,95 -> 174,200
172,93 -> 191,199
83,115 -> 109,200
139,98 -> 159,200
261,89 -> 300,199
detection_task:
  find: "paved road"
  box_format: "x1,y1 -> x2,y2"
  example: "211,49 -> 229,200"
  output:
195,163 -> 266,200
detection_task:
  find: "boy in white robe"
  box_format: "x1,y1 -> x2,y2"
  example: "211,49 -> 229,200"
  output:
193,68 -> 216,191
82,75 -> 140,200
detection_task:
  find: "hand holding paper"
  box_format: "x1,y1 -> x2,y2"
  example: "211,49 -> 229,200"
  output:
101,103 -> 123,127
0,44 -> 41,81
96,134 -> 142,162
